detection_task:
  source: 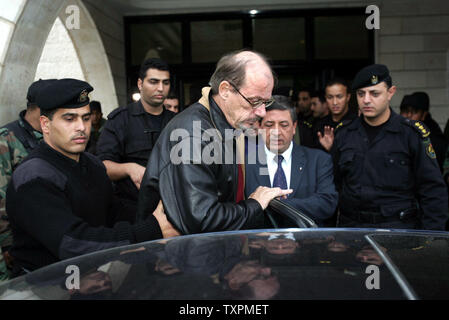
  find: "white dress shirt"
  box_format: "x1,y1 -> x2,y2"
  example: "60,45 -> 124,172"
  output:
264,142 -> 293,189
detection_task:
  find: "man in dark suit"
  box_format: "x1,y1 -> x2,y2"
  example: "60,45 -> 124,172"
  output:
245,100 -> 338,226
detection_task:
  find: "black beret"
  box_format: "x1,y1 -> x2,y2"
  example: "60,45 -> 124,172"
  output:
411,92 -> 430,112
352,64 -> 392,90
36,78 -> 93,111
26,79 -> 57,105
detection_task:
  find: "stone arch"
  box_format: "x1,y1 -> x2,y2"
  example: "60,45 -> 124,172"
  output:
0,0 -> 118,124
59,0 -> 118,114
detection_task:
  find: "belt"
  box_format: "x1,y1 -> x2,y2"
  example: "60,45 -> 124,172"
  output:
343,208 -> 418,224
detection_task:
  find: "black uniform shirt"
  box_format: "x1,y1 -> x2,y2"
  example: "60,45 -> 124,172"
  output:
332,109 -> 448,230
96,101 -> 175,203
312,111 -> 358,150
6,142 -> 162,273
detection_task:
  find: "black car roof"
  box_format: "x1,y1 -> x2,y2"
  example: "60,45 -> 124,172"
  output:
1,228 -> 448,300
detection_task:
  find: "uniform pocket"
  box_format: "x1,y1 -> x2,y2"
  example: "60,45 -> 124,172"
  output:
124,140 -> 153,163
383,152 -> 411,189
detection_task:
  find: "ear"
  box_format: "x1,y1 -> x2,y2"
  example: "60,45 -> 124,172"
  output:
387,85 -> 397,100
137,78 -> 143,91
40,115 -> 50,135
346,92 -> 351,103
218,81 -> 232,100
293,121 -> 297,134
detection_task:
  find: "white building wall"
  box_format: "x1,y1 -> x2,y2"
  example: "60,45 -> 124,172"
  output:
376,0 -> 449,129
35,17 -> 85,81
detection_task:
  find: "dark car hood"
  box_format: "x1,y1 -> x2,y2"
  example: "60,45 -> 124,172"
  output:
1,228 -> 448,300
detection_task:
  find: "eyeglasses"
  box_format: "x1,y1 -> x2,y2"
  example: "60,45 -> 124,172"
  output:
228,82 -> 275,109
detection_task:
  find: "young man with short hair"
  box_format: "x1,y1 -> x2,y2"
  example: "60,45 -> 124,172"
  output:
97,58 -> 175,221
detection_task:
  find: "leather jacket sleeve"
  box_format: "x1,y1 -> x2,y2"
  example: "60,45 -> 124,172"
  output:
138,137 -> 264,235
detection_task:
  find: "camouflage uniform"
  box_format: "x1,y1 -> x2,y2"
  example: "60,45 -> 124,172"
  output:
0,112 -> 43,281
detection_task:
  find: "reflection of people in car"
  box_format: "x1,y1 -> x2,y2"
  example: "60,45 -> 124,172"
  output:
355,245 -> 385,266
70,271 -> 112,297
327,241 -> 350,253
249,232 -> 300,255
154,259 -> 180,275
224,260 -> 280,300
265,236 -> 299,255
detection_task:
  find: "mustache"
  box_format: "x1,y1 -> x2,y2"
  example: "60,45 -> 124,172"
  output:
71,133 -> 88,140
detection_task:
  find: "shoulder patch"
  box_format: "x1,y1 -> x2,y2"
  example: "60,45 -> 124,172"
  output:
107,106 -> 128,120
11,158 -> 67,191
403,119 -> 430,139
423,138 -> 437,159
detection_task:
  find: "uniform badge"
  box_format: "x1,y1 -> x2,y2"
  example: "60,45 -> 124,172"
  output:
371,75 -> 378,85
423,139 -> 436,159
78,89 -> 89,103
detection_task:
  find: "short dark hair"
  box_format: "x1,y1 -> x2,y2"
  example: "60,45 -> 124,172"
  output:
267,95 -> 297,123
89,100 -> 102,113
297,87 -> 313,96
40,108 -> 57,120
411,91 -> 430,112
401,92 -> 430,113
310,90 -> 326,104
139,58 -> 170,80
325,77 -> 350,93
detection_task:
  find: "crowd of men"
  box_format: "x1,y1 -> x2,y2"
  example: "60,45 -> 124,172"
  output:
0,50 -> 448,283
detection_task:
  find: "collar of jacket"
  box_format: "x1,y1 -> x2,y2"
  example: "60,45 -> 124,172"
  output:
348,107 -> 400,133
39,141 -> 84,168
199,87 -> 238,142
19,109 -> 41,135
130,100 -> 166,117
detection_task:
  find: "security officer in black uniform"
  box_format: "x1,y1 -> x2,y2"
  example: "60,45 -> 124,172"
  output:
96,58 -> 175,222
6,79 -> 177,275
332,64 -> 448,230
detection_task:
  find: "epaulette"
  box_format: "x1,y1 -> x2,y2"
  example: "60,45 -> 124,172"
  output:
303,120 -> 313,129
335,118 -> 353,131
403,119 -> 430,139
107,106 -> 127,120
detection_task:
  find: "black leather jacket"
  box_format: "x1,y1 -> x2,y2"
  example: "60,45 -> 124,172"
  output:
137,87 -> 264,234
